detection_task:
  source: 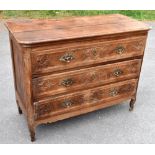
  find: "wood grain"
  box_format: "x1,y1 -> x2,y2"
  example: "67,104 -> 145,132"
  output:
31,36 -> 146,75
32,59 -> 141,100
5,14 -> 150,44
34,79 -> 138,119
5,14 -> 150,141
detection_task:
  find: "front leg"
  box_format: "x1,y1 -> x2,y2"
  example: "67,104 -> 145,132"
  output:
18,105 -> 23,114
16,99 -> 23,114
129,98 -> 136,111
28,124 -> 36,142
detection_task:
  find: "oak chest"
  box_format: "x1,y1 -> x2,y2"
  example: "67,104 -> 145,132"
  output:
5,14 -> 150,141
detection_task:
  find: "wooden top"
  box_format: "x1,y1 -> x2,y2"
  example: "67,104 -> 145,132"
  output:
5,14 -> 150,45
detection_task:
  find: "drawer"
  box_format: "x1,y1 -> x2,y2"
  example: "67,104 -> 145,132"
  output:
34,79 -> 138,119
31,36 -> 146,75
32,59 -> 141,99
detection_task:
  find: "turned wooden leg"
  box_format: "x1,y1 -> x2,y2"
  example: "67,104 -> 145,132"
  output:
28,124 -> 36,142
129,98 -> 136,111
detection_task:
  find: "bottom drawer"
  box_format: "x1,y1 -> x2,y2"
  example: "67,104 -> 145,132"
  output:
34,79 -> 138,119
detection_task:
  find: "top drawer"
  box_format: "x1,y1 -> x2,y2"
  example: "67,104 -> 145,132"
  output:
31,36 -> 147,75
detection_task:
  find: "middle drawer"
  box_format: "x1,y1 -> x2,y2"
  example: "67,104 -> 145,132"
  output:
32,59 -> 141,100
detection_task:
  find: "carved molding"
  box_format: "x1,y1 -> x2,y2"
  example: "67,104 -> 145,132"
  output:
36,80 -> 53,91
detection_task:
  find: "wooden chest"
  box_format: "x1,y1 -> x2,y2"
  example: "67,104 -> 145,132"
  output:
5,14 -> 150,142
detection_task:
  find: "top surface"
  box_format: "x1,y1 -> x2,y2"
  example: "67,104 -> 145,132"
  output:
5,14 -> 150,45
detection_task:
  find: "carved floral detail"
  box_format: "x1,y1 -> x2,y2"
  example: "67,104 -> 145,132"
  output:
130,62 -> 139,73
89,72 -> 98,81
36,80 -> 53,91
90,89 -> 103,102
81,47 -> 99,60
36,102 -> 53,117
36,55 -> 49,69
132,40 -> 145,50
119,84 -> 134,93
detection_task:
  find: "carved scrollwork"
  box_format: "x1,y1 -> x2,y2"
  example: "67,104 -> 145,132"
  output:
36,80 -> 53,91
36,55 -> 49,69
81,47 -> 99,60
36,102 -> 53,117
132,40 -> 145,50
90,89 -> 103,102
119,84 -> 134,93
130,62 -> 138,73
90,72 -> 97,81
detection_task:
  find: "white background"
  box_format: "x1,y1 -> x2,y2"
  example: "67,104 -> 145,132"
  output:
0,0 -> 155,10
0,144 -> 155,155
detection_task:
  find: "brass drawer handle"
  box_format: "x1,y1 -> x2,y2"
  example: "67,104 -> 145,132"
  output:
62,100 -> 73,108
113,69 -> 123,77
115,46 -> 125,55
61,78 -> 73,87
59,53 -> 74,63
109,88 -> 118,97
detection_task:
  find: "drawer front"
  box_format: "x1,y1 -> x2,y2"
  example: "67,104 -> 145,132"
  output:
34,79 -> 138,119
31,36 -> 146,75
32,59 -> 141,99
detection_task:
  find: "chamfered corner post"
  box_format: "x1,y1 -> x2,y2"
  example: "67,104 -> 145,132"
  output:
23,46 -> 36,142
128,33 -> 148,112
9,34 -> 23,115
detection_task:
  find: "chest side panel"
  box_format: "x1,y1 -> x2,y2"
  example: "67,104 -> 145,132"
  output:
11,38 -> 27,107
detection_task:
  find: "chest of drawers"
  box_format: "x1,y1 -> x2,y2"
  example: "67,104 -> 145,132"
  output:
5,14 -> 150,142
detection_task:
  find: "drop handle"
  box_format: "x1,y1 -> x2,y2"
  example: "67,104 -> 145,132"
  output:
62,100 -> 73,108
115,46 -> 125,55
59,53 -> 74,63
61,78 -> 74,87
113,69 -> 123,77
109,88 -> 118,97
